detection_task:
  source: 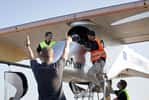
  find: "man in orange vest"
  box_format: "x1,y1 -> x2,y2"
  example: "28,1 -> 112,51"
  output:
86,30 -> 106,80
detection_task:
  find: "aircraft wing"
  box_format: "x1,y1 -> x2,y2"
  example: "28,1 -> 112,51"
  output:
0,0 -> 149,62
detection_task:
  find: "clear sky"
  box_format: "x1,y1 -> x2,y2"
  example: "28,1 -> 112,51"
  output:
0,0 -> 138,28
1,0 -> 149,100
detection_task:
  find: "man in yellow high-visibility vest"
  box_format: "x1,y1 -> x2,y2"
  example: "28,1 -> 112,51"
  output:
37,32 -> 56,54
114,80 -> 130,100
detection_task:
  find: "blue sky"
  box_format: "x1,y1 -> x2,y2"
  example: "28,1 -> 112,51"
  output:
1,0 -> 149,100
0,0 -> 138,28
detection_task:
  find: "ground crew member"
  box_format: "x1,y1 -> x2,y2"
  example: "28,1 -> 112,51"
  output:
37,32 -> 56,54
113,80 -> 130,100
86,30 -> 106,76
26,35 -> 72,100
85,30 -> 107,95
87,31 -> 106,64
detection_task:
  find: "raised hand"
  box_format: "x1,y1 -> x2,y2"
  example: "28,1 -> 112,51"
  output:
25,34 -> 34,59
26,34 -> 31,47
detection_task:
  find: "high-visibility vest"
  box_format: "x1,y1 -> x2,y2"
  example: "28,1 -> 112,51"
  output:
91,37 -> 105,62
39,40 -> 56,48
119,89 -> 130,100
100,40 -> 107,60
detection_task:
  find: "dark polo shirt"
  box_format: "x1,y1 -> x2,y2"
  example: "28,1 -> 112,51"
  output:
30,59 -> 66,100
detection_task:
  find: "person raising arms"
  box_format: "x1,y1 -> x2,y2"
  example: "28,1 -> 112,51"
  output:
26,35 -> 72,100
